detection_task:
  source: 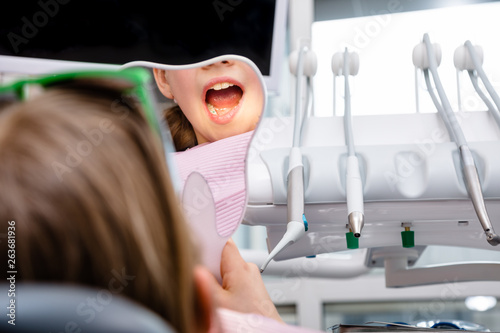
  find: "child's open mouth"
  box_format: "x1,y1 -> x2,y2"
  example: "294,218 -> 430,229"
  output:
203,79 -> 244,124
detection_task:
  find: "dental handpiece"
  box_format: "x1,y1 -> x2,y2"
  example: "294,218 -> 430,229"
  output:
460,146 -> 500,245
260,147 -> 307,273
420,33 -> 500,246
341,48 -> 364,237
260,45 -> 311,273
346,155 -> 364,237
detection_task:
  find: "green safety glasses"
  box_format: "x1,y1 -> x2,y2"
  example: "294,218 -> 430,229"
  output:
0,67 -> 178,186
0,68 -> 159,133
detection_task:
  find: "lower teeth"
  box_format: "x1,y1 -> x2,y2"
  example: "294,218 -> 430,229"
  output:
207,103 -> 218,115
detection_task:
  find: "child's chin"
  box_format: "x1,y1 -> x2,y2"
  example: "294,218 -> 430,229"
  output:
211,128 -> 248,141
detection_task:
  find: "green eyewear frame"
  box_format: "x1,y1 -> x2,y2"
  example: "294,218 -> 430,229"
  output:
0,68 -> 161,135
0,67 -> 179,188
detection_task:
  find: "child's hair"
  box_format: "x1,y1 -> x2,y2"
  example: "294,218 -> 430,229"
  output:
0,79 -> 200,332
165,104 -> 198,151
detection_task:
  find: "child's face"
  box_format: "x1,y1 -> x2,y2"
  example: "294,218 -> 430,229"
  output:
155,60 -> 264,144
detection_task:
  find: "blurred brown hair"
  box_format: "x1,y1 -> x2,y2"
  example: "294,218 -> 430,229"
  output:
0,80 -> 199,332
164,104 -> 197,151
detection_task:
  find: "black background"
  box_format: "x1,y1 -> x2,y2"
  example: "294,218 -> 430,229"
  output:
0,0 -> 276,75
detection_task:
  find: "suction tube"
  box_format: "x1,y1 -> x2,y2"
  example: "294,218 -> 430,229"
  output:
464,41 -> 500,118
454,41 -> 500,129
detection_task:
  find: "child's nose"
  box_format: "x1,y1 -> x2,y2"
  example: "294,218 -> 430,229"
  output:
202,60 -> 234,70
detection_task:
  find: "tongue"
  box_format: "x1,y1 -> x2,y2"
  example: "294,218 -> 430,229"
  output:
206,86 -> 243,109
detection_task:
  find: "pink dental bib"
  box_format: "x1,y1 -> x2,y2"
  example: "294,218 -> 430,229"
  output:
174,130 -> 253,237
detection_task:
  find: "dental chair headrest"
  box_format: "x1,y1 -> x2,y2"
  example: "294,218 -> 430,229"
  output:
0,283 -> 175,333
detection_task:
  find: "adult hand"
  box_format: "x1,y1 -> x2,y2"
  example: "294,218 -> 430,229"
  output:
212,238 -> 284,324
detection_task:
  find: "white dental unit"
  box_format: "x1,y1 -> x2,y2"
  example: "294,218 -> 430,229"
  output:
242,0 -> 500,330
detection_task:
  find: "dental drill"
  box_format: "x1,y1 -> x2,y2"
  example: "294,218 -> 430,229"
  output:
413,33 -> 500,246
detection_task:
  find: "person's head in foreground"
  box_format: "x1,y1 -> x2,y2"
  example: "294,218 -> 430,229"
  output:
0,71 -> 283,333
154,59 -> 264,151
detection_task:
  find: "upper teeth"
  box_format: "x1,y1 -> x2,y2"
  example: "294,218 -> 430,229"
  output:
210,82 -> 234,90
